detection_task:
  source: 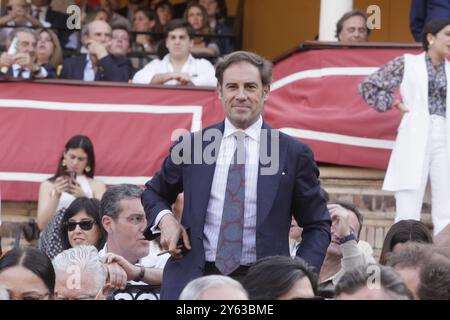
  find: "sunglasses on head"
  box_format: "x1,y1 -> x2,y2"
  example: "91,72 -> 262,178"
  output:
64,220 -> 96,231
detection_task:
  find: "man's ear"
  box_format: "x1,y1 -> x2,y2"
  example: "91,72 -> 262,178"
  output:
217,86 -> 223,99
263,86 -> 270,100
101,215 -> 113,234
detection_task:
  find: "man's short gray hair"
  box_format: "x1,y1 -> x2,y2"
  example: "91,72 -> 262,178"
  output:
179,275 -> 248,300
100,184 -> 143,220
52,245 -> 105,292
7,27 -> 37,46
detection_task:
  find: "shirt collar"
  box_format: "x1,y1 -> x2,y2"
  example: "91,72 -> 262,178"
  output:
224,116 -> 263,141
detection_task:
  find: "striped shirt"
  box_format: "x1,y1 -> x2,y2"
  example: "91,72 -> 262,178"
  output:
204,117 -> 262,265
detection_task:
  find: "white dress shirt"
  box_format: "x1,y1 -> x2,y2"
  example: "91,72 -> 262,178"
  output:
31,5 -> 51,28
132,54 -> 217,86
12,63 -> 47,79
83,54 -> 95,81
152,117 -> 263,266
204,117 -> 261,265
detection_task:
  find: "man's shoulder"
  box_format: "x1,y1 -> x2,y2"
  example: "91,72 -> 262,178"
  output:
264,124 -> 312,153
192,57 -> 214,67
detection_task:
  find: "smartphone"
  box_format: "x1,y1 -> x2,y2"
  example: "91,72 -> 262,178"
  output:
64,171 -> 77,185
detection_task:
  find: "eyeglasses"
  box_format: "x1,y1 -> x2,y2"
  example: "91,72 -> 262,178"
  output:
117,214 -> 146,225
64,220 -> 96,231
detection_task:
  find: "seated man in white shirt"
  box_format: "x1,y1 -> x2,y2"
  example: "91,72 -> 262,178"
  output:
132,19 -> 217,86
99,184 -> 168,300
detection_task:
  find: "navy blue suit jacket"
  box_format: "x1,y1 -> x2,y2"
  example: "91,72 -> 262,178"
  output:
410,0 -> 450,41
142,121 -> 331,300
45,8 -> 70,48
59,54 -> 132,82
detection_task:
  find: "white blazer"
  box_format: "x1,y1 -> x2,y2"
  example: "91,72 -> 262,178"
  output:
383,52 -> 450,191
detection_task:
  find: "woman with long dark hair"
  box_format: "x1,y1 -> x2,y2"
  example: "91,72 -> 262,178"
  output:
37,135 -> 106,259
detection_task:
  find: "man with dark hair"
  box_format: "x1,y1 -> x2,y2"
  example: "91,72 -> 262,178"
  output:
100,184 -> 166,299
142,50 -> 331,299
132,19 -> 216,86
335,10 -> 370,42
319,201 -> 375,297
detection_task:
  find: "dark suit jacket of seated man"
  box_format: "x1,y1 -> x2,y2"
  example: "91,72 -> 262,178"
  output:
141,51 -> 331,300
59,20 -> 132,82
59,53 -> 132,82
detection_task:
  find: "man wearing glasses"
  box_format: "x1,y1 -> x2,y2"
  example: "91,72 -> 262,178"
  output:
99,184 -> 167,299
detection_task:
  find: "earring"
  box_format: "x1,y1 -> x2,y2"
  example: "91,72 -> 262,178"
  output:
85,166 -> 91,173
62,159 -> 67,167
429,40 -> 434,47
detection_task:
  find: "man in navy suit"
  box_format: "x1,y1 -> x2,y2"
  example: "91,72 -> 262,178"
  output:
59,20 -> 132,82
142,51 -> 331,300
30,0 -> 70,48
0,28 -> 56,78
410,0 -> 450,41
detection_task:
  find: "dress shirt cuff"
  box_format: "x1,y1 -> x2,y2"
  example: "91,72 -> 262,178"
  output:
33,66 -> 48,78
151,209 -> 174,234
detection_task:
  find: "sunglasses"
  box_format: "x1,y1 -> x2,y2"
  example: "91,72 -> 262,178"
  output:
64,220 -> 96,231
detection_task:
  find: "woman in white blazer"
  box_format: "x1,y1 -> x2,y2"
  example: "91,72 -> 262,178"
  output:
359,18 -> 450,235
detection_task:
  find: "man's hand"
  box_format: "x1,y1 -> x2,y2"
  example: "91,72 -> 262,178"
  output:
172,72 -> 193,86
103,260 -> 128,290
0,52 -> 14,68
328,204 -> 352,238
86,40 -> 109,60
13,52 -> 38,71
104,253 -> 144,282
158,213 -> 191,259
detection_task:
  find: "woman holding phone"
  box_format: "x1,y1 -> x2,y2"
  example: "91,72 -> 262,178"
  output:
37,135 -> 106,259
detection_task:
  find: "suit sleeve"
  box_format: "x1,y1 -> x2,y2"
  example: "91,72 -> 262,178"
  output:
410,0 -> 427,42
42,63 -> 57,79
141,140 -> 185,228
293,143 -> 331,272
96,55 -> 132,82
58,59 -> 70,79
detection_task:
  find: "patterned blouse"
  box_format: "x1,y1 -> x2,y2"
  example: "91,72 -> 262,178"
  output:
359,53 -> 447,117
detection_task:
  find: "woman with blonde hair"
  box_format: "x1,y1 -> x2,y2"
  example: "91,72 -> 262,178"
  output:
184,3 -> 220,56
36,29 -> 63,76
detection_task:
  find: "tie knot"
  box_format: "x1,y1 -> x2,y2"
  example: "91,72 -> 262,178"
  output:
232,131 -> 246,165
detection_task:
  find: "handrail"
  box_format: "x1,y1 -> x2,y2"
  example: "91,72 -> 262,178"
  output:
273,41 -> 423,64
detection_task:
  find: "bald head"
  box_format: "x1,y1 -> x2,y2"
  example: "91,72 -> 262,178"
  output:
83,20 -> 112,47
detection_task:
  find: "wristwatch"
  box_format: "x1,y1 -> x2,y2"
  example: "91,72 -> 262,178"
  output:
339,230 -> 357,244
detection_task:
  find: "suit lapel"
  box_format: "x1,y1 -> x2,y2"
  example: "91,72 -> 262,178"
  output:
256,122 -> 287,228
76,54 -> 88,80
